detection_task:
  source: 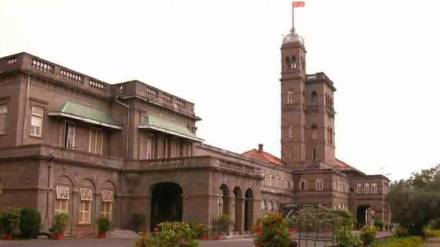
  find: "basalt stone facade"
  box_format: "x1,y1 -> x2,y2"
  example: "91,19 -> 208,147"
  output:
0,26 -> 389,237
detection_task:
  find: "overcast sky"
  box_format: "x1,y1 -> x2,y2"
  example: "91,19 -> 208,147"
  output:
1,0 -> 439,181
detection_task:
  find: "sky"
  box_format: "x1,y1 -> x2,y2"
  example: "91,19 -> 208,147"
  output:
1,0 -> 440,181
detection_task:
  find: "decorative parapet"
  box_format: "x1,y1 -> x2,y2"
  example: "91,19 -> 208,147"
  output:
0,53 -> 112,98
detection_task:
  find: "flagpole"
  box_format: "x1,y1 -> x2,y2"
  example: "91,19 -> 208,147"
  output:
291,4 -> 295,33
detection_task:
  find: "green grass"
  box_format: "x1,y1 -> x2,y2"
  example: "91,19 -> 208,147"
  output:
372,236 -> 424,247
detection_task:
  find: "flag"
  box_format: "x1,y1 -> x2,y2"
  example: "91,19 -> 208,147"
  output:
292,1 -> 305,8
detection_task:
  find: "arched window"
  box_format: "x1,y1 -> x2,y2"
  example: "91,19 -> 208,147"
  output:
315,179 -> 324,191
287,91 -> 294,104
364,183 -> 370,194
356,184 -> 362,194
301,56 -> 306,71
311,91 -> 318,106
291,56 -> 297,69
284,56 -> 291,70
300,179 -> 308,191
371,183 -> 378,194
311,124 -> 318,140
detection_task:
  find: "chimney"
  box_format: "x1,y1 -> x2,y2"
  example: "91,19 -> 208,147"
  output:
258,144 -> 264,153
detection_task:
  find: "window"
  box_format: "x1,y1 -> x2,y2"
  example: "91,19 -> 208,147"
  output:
79,201 -> 91,224
287,91 -> 294,104
288,125 -> 293,138
101,190 -> 113,219
311,125 -> 318,140
55,186 -> 69,215
146,136 -> 153,159
356,184 -> 362,194
65,122 -> 75,149
364,183 -> 370,194
101,202 -> 112,219
289,148 -> 294,161
79,188 -> 92,224
312,149 -> 317,161
300,179 -> 308,191
311,91 -> 318,106
0,105 -> 7,135
89,128 -> 103,155
30,106 -> 44,137
371,183 -> 378,194
316,179 -> 324,191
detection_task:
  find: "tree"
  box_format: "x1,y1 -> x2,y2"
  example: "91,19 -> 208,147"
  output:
389,164 -> 440,235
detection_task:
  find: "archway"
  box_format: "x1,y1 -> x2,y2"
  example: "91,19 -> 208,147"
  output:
356,205 -> 370,228
233,187 -> 243,232
220,185 -> 230,216
151,182 -> 183,229
244,189 -> 254,231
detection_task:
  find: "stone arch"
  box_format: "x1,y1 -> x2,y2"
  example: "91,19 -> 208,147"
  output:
356,205 -> 371,228
244,189 -> 254,232
219,184 -> 230,216
150,182 -> 183,229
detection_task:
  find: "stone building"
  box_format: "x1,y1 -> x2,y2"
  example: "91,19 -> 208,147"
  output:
0,14 -> 389,237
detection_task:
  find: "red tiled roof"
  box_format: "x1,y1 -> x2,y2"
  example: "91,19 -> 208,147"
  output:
242,149 -> 283,166
333,158 -> 365,175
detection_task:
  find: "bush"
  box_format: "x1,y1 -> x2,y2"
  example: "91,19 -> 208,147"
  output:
395,226 -> 408,238
423,226 -> 440,238
360,225 -> 377,246
52,213 -> 69,233
211,215 -> 232,235
336,227 -> 361,247
19,208 -> 41,239
0,208 -> 20,234
374,219 -> 384,230
372,236 -> 423,247
254,213 -> 297,247
132,214 -> 146,232
188,222 -> 207,239
96,217 -> 111,233
135,221 -> 198,247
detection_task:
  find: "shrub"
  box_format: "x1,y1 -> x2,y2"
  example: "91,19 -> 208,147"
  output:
132,214 -> 146,232
395,226 -> 408,238
188,222 -> 207,239
374,219 -> 384,231
372,236 -> 423,247
52,213 -> 69,233
336,227 -> 361,247
0,208 -> 20,234
135,221 -> 198,247
254,213 -> 297,247
423,226 -> 440,238
360,225 -> 377,246
96,217 -> 111,233
19,208 -> 41,239
211,215 -> 232,235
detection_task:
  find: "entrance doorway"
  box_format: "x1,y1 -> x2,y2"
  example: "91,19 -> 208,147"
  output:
151,182 -> 183,229
356,205 -> 370,228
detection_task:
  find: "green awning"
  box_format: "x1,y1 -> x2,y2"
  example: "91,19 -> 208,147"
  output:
49,102 -> 122,130
139,115 -> 203,142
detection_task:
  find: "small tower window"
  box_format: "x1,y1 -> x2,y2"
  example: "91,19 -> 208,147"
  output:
291,56 -> 297,70
288,125 -> 293,138
312,149 -> 317,161
289,148 -> 294,161
287,91 -> 294,104
311,125 -> 318,140
301,56 -> 306,72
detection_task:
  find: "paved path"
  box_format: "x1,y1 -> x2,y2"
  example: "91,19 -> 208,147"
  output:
0,238 -> 255,247
426,238 -> 440,247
